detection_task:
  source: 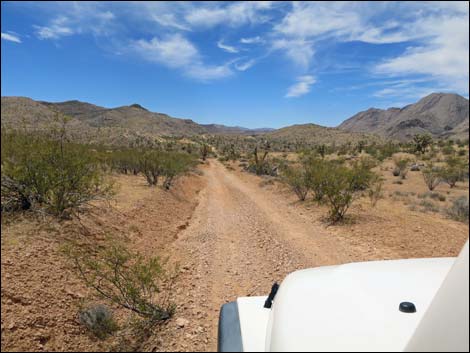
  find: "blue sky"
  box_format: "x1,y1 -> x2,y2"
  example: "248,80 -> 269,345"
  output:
1,1 -> 469,128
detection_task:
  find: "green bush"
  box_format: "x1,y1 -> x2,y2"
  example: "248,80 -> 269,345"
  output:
440,157 -> 466,188
138,150 -> 165,186
109,149 -> 141,175
281,165 -> 310,201
322,160 -> 377,222
422,163 -> 442,191
67,243 -> 175,322
1,129 -> 112,218
161,152 -> 196,190
136,150 -> 195,189
304,157 -> 329,202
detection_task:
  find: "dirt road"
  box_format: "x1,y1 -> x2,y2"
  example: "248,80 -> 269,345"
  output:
159,160 -> 353,351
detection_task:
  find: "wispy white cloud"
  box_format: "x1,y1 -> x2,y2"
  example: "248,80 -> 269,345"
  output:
34,16 -> 74,39
186,64 -> 233,81
33,3 -> 116,40
132,33 -> 232,81
375,14 -> 469,94
184,1 -> 274,28
1,32 -> 22,43
285,75 -> 316,98
240,36 -> 264,44
235,59 -> 256,71
217,40 -> 239,53
272,38 -> 314,69
273,1 -> 469,97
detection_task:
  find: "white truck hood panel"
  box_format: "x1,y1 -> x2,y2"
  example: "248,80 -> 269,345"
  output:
236,257 -> 456,352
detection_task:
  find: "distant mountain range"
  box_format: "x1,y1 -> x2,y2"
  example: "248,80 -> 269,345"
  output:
338,93 -> 469,141
39,99 -> 274,136
1,93 -> 468,145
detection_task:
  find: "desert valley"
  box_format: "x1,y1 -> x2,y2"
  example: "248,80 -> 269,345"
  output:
1,92 -> 469,351
2,1 -> 469,352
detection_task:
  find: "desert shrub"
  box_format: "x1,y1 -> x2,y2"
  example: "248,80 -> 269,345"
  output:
1,129 -> 112,218
349,157 -> 378,191
447,196 -> 469,223
136,150 -> 195,189
420,192 -> 446,202
200,143 -> 211,161
368,176 -> 384,207
79,304 -> 118,339
109,149 -> 141,175
299,155 -> 328,202
161,152 -> 196,190
441,144 -> 455,156
220,143 -> 240,162
440,157 -> 466,188
374,142 -> 400,161
419,200 -> 440,213
322,161 -> 377,222
138,150 -> 164,186
422,163 -> 442,191
67,243 -> 175,322
393,157 -> 411,179
413,134 -> 433,154
281,165 -> 310,201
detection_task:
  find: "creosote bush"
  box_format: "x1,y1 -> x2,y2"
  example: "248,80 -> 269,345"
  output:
322,160 -> 377,222
282,154 -> 378,222
281,165 -> 310,201
1,128 -> 112,218
422,163 -> 442,191
440,157 -> 466,188
66,242 -> 175,323
111,149 -> 196,189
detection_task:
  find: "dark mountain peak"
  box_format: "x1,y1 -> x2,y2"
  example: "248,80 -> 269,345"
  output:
129,103 -> 148,111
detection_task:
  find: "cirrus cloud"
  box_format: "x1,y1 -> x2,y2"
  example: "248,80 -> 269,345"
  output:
1,32 -> 22,43
285,75 -> 316,98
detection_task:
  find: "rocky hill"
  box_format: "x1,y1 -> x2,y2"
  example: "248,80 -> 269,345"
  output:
338,93 -> 469,141
1,97 -> 272,138
265,123 -> 381,145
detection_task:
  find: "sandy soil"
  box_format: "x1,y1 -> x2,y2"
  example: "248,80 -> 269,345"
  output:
1,159 -> 468,352
1,172 -> 205,352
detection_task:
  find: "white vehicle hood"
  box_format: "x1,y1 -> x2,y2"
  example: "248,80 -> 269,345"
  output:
238,257 -> 456,352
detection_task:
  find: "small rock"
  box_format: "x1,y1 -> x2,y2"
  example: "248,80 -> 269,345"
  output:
176,318 -> 189,328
